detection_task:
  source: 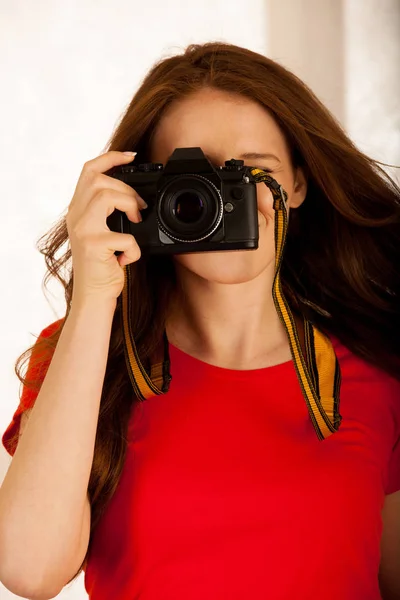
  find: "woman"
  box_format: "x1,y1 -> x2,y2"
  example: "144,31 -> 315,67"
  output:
1,42 -> 399,600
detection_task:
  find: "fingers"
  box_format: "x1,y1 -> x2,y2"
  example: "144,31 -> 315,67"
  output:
66,151 -> 146,302
70,151 -> 140,215
84,150 -> 137,176
69,190 -> 146,238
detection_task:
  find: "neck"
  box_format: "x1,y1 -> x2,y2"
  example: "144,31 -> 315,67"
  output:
165,259 -> 291,370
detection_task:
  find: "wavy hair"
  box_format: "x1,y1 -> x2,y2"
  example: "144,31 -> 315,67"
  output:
11,41 -> 400,583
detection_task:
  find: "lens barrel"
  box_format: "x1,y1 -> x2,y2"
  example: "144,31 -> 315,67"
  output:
157,175 -> 224,242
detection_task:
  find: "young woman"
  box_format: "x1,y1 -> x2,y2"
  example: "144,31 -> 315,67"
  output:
1,42 -> 399,600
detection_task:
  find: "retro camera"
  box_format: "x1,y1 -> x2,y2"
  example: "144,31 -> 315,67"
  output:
106,147 -> 259,255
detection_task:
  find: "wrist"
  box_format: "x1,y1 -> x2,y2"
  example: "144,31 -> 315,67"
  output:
70,293 -> 117,317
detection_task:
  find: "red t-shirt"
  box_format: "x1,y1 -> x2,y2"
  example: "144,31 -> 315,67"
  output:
2,320 -> 400,599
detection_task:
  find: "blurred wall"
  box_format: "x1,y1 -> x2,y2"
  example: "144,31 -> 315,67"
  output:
344,0 -> 400,181
1,0 -> 399,598
268,0 -> 400,180
268,0 -> 345,123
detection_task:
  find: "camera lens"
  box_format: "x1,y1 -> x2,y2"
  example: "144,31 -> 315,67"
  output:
158,175 -> 223,242
174,191 -> 204,224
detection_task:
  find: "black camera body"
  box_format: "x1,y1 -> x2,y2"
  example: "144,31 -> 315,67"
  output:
106,147 -> 259,255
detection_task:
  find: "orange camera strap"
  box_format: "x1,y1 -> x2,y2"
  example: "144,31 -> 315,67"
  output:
119,170 -> 342,440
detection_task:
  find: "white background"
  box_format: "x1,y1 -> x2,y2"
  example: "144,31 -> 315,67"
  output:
1,0 -> 399,598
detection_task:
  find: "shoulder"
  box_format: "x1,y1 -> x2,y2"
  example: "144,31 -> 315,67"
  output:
329,333 -> 400,393
39,318 -> 64,339
30,319 -> 65,354
28,319 -> 64,362
329,333 -> 400,431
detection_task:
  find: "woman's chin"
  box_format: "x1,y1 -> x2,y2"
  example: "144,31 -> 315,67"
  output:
173,250 -> 270,284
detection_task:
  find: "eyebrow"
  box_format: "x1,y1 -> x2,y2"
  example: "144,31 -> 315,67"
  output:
205,151 -> 281,164
239,152 -> 280,162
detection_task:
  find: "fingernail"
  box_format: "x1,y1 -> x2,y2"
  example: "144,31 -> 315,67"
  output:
123,151 -> 137,156
138,197 -> 148,209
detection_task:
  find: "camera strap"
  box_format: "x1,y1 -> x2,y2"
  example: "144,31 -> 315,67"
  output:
119,170 -> 342,441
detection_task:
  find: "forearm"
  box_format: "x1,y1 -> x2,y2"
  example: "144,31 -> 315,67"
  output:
0,297 -> 116,585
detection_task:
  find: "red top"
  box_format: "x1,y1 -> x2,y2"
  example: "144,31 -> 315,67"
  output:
3,320 -> 400,599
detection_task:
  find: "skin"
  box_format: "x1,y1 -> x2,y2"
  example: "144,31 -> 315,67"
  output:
149,87 -> 308,370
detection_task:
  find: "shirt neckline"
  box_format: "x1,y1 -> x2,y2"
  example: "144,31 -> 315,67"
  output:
168,342 -> 294,380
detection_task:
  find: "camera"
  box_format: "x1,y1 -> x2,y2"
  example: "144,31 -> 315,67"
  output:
106,147 -> 259,255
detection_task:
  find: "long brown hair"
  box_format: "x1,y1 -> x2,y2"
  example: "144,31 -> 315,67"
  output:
11,42 -> 400,582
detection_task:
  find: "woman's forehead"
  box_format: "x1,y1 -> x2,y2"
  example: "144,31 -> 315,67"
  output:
150,90 -> 290,163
